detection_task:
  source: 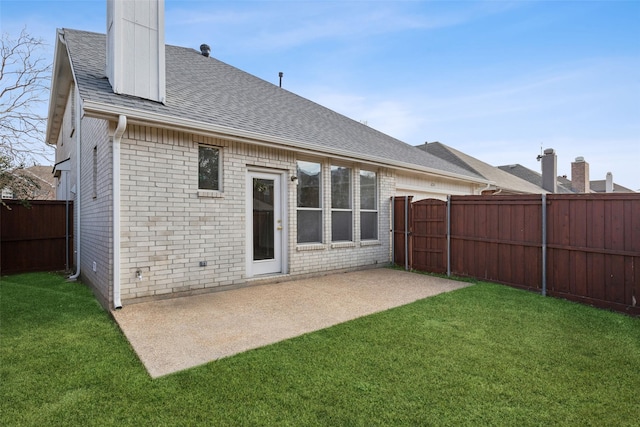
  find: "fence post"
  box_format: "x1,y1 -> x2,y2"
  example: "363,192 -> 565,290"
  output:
404,196 -> 409,271
390,197 -> 395,266
447,195 -> 451,277
541,194 -> 547,296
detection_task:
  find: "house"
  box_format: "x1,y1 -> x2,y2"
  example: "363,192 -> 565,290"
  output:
45,1 -> 490,309
417,141 -> 550,194
1,165 -> 56,200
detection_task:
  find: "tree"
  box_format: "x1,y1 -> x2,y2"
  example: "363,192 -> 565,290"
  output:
1,28 -> 53,207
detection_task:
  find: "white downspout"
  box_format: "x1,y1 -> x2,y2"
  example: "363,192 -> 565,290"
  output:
68,85 -> 82,280
113,115 -> 127,309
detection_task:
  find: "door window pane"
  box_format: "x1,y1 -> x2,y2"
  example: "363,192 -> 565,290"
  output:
253,178 -> 274,260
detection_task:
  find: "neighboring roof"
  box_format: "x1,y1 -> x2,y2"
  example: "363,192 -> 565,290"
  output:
4,166 -> 55,200
417,142 -> 548,194
497,164 -> 574,194
590,180 -> 635,193
47,29 -> 488,185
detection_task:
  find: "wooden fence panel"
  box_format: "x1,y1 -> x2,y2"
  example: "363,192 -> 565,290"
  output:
449,195 -> 543,291
546,194 -> 640,314
0,200 -> 73,275
395,193 -> 639,315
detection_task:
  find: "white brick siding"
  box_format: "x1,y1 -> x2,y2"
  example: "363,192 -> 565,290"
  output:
57,113 -> 476,306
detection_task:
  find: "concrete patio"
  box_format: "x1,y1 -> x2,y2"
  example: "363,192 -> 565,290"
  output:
111,268 -> 470,378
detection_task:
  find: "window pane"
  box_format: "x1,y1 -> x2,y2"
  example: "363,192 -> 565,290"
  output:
332,211 -> 352,241
361,212 -> 378,240
331,166 -> 351,209
253,178 -> 274,260
297,210 -> 322,243
360,170 -> 376,210
199,146 -> 219,190
297,161 -> 321,208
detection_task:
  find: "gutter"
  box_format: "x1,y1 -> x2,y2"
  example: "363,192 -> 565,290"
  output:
81,100 -> 492,186
68,84 -> 82,280
113,115 -> 127,309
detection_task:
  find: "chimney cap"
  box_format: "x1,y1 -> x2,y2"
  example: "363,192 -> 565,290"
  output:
543,148 -> 555,155
200,44 -> 211,57
575,156 -> 585,162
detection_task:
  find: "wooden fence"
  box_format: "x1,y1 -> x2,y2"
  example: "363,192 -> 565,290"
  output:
392,194 -> 640,316
1,200 -> 74,275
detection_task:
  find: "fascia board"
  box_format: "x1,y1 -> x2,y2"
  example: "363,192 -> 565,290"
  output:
82,100 -> 492,186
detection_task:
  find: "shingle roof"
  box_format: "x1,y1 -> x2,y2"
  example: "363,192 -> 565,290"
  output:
497,164 -> 574,194
417,142 -> 549,194
62,29 -> 484,182
589,180 -> 635,193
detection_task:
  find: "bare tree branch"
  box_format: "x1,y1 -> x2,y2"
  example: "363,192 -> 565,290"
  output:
0,28 -> 53,168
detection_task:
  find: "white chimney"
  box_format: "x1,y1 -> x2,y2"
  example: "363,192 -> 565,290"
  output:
541,148 -> 557,193
106,0 -> 166,104
606,172 -> 613,193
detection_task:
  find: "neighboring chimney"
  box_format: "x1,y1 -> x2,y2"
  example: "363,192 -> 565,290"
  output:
541,148 -> 557,193
106,0 -> 166,104
571,156 -> 590,193
606,172 -> 614,193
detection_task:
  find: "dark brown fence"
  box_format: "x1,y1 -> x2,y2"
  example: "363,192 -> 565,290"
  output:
1,200 -> 73,275
393,194 -> 640,315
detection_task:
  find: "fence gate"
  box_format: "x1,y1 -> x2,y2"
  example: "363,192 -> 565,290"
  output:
411,199 -> 447,274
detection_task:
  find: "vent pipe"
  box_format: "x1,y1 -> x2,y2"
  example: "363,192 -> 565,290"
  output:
279,71 -> 283,88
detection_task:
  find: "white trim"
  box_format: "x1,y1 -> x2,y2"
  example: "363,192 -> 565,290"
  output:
245,169 -> 288,278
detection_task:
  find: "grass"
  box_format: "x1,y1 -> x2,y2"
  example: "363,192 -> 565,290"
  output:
1,272 -> 639,426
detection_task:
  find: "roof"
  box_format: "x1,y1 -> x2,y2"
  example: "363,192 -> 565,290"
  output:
497,164 -> 575,194
4,166 -> 55,200
589,180 -> 635,193
418,142 -> 549,194
47,29 -> 487,184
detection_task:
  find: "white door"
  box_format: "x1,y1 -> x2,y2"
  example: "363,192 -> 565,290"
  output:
247,171 -> 283,276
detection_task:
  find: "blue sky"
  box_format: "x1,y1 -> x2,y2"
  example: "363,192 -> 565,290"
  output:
2,0 -> 639,190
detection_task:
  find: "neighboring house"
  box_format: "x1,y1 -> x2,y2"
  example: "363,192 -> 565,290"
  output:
417,141 -> 549,194
1,166 -> 55,200
499,157 -> 635,194
590,173 -> 635,193
46,1 -> 489,309
497,164 -> 574,194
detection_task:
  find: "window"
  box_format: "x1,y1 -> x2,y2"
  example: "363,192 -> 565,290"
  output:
331,165 -> 352,242
360,170 -> 378,240
296,161 -> 322,243
198,145 -> 220,191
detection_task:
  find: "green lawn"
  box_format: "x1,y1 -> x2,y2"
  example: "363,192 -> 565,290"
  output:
1,272 -> 638,426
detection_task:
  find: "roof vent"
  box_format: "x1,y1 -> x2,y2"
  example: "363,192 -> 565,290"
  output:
200,44 -> 211,57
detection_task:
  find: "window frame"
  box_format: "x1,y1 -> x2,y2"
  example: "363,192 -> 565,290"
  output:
331,164 -> 353,242
359,169 -> 378,241
198,144 -> 222,193
296,160 -> 323,244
